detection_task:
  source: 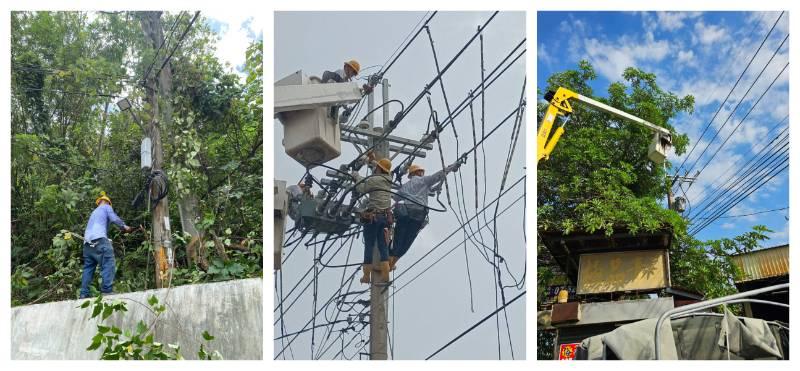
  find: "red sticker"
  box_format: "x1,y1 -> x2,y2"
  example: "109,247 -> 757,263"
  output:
558,343 -> 580,360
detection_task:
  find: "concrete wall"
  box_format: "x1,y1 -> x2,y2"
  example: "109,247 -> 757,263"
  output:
11,278 -> 262,360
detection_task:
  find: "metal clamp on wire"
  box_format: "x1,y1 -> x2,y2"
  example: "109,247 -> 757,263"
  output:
386,111 -> 404,131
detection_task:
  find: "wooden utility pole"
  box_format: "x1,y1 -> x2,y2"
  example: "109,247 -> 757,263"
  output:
140,11 -> 174,288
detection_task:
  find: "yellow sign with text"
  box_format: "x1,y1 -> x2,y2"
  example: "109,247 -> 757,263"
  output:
577,250 -> 668,295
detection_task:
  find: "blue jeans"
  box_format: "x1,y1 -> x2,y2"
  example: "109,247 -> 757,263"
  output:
392,213 -> 425,259
80,238 -> 115,298
363,215 -> 389,264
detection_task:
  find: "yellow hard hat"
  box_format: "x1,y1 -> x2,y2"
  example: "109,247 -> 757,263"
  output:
345,60 -> 361,75
407,164 -> 425,178
376,158 -> 391,173
95,191 -> 112,205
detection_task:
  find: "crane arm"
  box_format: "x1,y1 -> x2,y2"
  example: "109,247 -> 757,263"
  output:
537,87 -> 672,164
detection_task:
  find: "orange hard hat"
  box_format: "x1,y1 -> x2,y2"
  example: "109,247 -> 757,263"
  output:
407,164 -> 425,178
345,60 -> 361,75
376,158 -> 391,173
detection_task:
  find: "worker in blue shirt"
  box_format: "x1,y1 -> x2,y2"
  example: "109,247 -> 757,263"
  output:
390,159 -> 463,270
80,191 -> 132,298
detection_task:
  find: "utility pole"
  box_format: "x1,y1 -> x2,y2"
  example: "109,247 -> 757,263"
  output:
368,79 -> 391,361
140,11 -> 173,288
339,79 -> 433,360
668,174 -> 697,213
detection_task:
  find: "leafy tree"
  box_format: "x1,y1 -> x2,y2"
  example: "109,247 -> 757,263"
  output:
536,61 -> 775,358
11,11 -> 262,306
537,60 -> 692,236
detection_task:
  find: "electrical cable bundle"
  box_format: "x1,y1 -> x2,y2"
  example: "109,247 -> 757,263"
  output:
132,170 -> 169,209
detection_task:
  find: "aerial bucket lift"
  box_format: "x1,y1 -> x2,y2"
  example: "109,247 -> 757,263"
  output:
537,87 -> 673,164
275,70 -> 364,167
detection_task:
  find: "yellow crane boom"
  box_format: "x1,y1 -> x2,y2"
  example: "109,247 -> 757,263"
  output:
537,87 -> 672,164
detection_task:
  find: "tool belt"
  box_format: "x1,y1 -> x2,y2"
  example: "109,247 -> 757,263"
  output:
360,208 -> 394,225
394,203 -> 428,222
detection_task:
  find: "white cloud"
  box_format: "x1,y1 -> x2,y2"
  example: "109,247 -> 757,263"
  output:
583,34 -> 671,81
656,12 -> 702,31
720,222 -> 736,230
769,221 -> 789,243
538,43 -> 553,66
749,11 -> 789,35
677,50 -> 695,66
207,12 -> 262,80
694,20 -> 728,45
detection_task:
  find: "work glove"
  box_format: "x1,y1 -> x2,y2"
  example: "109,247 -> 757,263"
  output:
447,156 -> 467,173
446,163 -> 460,173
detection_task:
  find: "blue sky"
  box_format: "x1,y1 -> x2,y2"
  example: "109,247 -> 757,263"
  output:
205,13 -> 263,79
537,11 -> 789,247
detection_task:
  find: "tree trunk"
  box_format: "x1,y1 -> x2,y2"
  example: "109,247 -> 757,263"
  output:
178,194 -> 202,265
210,231 -> 229,262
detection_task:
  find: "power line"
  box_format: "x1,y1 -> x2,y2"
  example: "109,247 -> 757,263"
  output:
689,114 -> 787,204
687,36 -> 789,184
142,11 -> 185,83
151,11 -> 201,79
11,64 -> 139,82
690,161 -> 787,235
276,12 -> 524,360
688,143 -> 788,234
685,61 -> 789,226
274,176 -> 525,359
695,206 -> 787,220
688,124 -> 788,219
674,11 -> 785,179
12,86 -> 120,99
377,11 -> 437,77
325,191 -> 525,360
425,290 -> 525,360
351,12 -> 501,162
689,137 -> 787,224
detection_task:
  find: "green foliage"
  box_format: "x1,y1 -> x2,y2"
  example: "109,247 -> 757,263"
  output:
80,295 -> 222,360
11,11 -> 262,306
537,61 -> 776,305
538,60 -> 694,235
671,225 -> 771,299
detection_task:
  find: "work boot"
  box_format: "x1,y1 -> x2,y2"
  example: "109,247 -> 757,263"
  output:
389,256 -> 399,271
379,261 -> 391,282
360,264 -> 372,284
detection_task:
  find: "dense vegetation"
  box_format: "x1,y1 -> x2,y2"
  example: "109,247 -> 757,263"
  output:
11,11 -> 263,306
536,61 -> 769,359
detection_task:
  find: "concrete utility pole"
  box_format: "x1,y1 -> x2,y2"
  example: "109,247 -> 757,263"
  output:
140,11 -> 174,288
340,79 -> 433,361
368,79 -> 391,361
667,174 -> 696,213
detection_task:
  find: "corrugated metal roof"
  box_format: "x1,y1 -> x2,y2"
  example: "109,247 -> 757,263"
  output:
732,245 -> 789,282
